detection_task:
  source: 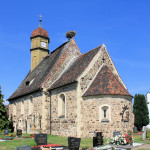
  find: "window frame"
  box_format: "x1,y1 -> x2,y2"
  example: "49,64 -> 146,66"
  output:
58,93 -> 66,118
99,104 -> 111,123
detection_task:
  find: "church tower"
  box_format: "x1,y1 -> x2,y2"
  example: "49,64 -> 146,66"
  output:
30,19 -> 49,71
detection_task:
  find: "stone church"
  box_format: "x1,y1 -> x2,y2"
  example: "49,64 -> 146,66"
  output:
8,22 -> 134,138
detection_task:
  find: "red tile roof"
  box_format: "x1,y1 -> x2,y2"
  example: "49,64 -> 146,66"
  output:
31,27 -> 49,38
8,41 -> 69,100
83,65 -> 132,97
49,45 -> 102,90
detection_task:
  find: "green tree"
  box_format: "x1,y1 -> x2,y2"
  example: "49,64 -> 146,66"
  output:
133,94 -> 149,131
0,86 -> 9,130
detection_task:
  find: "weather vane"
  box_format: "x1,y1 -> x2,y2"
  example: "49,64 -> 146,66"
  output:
38,14 -> 42,28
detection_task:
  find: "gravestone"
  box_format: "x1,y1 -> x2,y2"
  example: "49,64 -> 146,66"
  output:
14,122 -> 17,132
27,123 -> 30,133
4,129 -> 9,136
17,129 -> 22,137
15,145 -> 31,150
68,137 -> 81,150
133,127 -> 137,132
36,113 -> 41,133
113,131 -> 120,137
142,126 -> 146,140
93,132 -> 103,147
23,120 -> 26,133
35,134 -> 47,145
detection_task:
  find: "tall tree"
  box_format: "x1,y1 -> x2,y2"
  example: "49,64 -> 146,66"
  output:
133,94 -> 149,131
0,86 -> 9,130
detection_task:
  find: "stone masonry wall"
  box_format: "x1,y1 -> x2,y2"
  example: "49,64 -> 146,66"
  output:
9,91 -> 43,133
49,83 -> 78,137
81,95 -> 134,138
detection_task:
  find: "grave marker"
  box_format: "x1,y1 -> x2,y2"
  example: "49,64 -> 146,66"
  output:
142,126 -> 146,140
113,131 -> 120,137
27,123 -> 30,133
133,127 -> 137,133
93,132 -> 103,147
31,125 -> 36,134
68,137 -> 81,150
17,129 -> 22,137
4,129 -> 9,136
15,145 -> 31,150
35,134 -> 47,145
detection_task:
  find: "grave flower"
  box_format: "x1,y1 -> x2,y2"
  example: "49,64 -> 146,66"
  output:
107,134 -> 134,145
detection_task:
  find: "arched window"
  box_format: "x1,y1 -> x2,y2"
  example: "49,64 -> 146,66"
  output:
58,94 -> 66,118
13,103 -> 16,116
99,105 -> 111,122
29,96 -> 33,115
21,100 -> 24,114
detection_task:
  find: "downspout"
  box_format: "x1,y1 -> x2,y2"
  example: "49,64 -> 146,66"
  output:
49,91 -> 52,135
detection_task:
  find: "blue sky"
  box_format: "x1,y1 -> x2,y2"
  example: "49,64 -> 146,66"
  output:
0,0 -> 150,105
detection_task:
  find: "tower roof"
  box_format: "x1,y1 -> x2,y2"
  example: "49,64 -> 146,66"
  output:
31,27 -> 49,38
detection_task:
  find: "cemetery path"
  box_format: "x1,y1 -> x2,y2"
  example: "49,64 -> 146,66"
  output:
132,143 -> 150,150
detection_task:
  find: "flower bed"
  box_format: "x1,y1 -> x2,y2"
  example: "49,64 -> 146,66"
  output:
30,135 -> 34,138
107,134 -> 134,145
3,136 -> 14,140
135,132 -> 142,135
31,144 -> 62,149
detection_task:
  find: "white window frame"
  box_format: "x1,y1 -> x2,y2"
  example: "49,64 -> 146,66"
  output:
99,104 -> 111,122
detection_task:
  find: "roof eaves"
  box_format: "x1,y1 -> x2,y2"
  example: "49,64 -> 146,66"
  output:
49,80 -> 77,91
8,88 -> 41,101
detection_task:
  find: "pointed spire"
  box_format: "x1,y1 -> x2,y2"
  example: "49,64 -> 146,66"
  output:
38,14 -> 42,28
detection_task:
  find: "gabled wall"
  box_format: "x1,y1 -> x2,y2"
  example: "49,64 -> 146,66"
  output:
76,44 -> 134,138
43,39 -> 81,89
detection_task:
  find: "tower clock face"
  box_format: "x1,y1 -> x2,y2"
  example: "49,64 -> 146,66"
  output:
41,41 -> 47,48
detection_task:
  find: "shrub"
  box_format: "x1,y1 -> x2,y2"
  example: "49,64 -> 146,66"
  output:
133,94 -> 149,131
146,129 -> 150,140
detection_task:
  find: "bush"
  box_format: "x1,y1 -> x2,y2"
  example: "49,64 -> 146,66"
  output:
146,129 -> 150,140
133,94 -> 149,131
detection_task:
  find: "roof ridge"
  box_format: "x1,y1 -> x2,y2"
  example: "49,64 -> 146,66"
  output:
81,44 -> 102,56
49,44 -> 100,90
51,41 -> 69,54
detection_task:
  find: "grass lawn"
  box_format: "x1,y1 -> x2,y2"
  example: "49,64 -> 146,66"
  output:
133,134 -> 150,144
0,134 -> 94,150
0,132 -> 149,150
